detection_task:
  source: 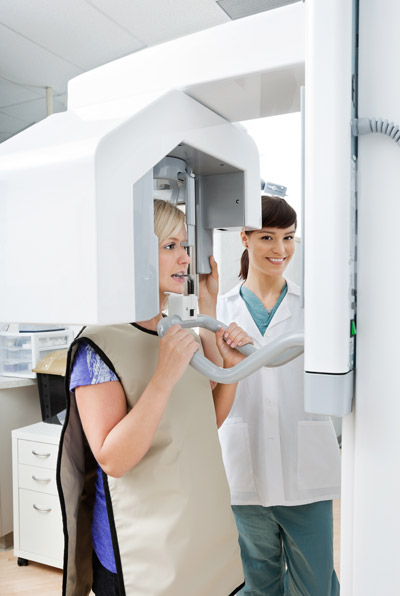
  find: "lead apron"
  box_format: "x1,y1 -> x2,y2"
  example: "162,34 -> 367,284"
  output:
57,324 -> 244,596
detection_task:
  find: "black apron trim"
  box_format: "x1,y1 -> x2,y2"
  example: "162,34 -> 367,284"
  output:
67,334 -> 126,593
229,582 -> 245,595
57,327 -> 87,595
57,327 -> 122,596
74,336 -> 119,377
131,321 -> 158,335
56,344 -> 74,595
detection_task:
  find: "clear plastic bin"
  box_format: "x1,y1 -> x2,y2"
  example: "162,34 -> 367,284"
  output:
0,329 -> 74,379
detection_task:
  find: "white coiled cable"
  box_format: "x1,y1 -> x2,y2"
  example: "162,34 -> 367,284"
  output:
352,118 -> 400,145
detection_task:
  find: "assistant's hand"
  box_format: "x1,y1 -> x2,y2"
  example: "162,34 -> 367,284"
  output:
215,323 -> 253,368
154,324 -> 199,391
198,255 -> 219,315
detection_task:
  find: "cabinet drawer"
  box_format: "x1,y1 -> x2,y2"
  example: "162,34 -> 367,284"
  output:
19,489 -> 64,562
18,464 -> 58,495
18,439 -> 59,469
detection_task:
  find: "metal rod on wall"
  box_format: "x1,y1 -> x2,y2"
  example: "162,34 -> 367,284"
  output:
46,87 -> 53,116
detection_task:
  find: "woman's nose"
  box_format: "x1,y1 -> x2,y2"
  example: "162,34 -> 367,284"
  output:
178,245 -> 191,263
272,241 -> 285,255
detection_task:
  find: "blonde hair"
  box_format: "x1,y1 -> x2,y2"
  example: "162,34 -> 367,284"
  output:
153,199 -> 185,243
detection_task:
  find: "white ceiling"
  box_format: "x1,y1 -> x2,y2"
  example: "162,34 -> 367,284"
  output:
0,0 -> 239,143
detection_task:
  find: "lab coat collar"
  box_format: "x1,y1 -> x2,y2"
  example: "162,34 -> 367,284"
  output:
220,279 -> 300,335
222,278 -> 300,300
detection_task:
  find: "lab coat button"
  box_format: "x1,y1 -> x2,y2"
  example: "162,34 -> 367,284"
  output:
266,331 -> 272,337
266,399 -> 272,406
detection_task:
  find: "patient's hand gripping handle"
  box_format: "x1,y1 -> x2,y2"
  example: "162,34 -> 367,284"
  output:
157,315 -> 304,384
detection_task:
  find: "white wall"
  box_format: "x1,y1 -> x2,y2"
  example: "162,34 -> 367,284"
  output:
215,112 -> 302,297
242,112 -> 302,232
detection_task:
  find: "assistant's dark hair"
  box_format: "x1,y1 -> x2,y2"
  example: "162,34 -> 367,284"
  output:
239,195 -> 297,280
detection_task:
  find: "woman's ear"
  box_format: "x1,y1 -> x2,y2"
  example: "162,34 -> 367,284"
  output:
240,229 -> 248,248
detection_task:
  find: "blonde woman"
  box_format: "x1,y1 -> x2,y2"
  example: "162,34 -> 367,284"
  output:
57,200 -> 252,596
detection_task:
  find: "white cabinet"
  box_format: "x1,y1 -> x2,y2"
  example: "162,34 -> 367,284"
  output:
12,422 -> 63,568
0,378 -> 42,546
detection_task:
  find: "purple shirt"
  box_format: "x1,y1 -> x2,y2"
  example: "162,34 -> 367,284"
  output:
70,341 -> 118,573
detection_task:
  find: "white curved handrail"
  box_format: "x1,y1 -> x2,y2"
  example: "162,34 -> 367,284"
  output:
157,315 -> 304,383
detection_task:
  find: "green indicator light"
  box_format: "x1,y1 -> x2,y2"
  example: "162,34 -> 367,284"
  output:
350,320 -> 357,336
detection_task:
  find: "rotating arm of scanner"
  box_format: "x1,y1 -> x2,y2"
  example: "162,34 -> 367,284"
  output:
157,315 -> 304,384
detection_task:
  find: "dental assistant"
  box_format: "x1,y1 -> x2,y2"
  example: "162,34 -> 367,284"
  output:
217,195 -> 341,596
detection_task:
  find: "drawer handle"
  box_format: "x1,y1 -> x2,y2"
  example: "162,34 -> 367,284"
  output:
32,475 -> 51,483
31,450 -> 51,458
33,504 -> 52,513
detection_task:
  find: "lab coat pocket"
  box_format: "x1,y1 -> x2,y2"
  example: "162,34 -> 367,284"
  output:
218,421 -> 256,493
297,421 -> 341,490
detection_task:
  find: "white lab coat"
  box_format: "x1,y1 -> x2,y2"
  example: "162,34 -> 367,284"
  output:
217,280 -> 341,507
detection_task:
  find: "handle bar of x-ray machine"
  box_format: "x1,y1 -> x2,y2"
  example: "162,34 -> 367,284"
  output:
157,315 -> 304,384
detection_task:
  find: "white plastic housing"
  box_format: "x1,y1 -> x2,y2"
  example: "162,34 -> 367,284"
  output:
0,90 -> 260,325
304,0 -> 354,375
68,4 -> 305,121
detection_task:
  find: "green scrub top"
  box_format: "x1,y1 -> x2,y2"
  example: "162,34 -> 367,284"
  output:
239,282 -> 288,336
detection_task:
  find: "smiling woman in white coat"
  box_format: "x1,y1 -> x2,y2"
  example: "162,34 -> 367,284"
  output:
217,195 -> 341,596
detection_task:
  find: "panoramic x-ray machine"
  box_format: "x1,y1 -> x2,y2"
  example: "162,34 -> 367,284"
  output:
0,7 -> 306,383
1,1 -> 399,593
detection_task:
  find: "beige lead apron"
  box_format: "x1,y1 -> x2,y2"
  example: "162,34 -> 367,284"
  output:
58,323 -> 244,596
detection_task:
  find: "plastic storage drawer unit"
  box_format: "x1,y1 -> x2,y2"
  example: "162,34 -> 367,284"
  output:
0,330 -> 73,379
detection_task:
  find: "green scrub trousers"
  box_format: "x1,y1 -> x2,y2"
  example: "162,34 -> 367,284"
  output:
232,501 -> 340,596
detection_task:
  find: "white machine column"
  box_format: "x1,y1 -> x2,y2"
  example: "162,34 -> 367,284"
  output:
304,0 -> 355,417
341,1 -> 400,594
